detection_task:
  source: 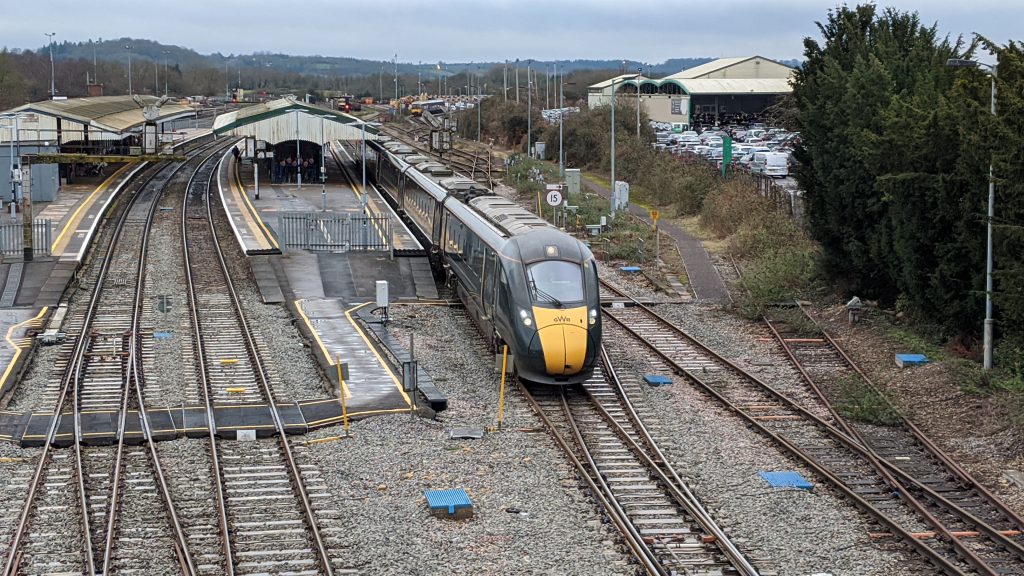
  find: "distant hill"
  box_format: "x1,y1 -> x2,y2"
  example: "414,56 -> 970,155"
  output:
42,39 -> 797,78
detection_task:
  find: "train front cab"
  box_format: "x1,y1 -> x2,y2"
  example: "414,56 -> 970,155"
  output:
498,234 -> 601,385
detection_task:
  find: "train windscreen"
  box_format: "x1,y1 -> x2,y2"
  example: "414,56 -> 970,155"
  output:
527,261 -> 584,305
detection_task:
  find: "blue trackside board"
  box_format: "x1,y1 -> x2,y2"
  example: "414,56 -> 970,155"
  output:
895,353 -> 928,367
759,471 -> 813,490
620,266 -> 642,273
424,488 -> 472,514
643,374 -> 672,386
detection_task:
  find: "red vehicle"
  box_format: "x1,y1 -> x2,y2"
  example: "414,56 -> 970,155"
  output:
338,95 -> 362,113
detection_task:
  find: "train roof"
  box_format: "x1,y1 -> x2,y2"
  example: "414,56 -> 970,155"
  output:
468,196 -> 551,236
370,139 -> 579,250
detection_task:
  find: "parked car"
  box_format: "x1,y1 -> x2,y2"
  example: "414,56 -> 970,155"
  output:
751,151 -> 790,178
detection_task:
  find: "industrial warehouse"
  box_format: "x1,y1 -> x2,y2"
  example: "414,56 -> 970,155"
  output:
588,56 -> 796,127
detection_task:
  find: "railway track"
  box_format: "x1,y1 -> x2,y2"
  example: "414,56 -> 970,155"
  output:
520,348 -> 760,575
599,279 -> 1024,575
183,146 -> 344,575
764,304 -> 1024,573
379,118 -> 503,185
2,137 -> 226,576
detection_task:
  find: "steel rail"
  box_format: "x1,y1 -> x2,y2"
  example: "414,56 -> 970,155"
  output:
760,317 -> 1001,575
1,159 -> 170,576
764,312 -> 1024,567
598,280 -> 969,575
100,140 -> 228,576
810,310 -> 1024,530
2,136 -> 219,576
596,346 -> 761,575
182,147 -> 238,576
516,381 -> 665,576
186,147 -> 334,575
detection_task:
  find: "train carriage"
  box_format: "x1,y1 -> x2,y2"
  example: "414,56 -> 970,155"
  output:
366,141 -> 601,384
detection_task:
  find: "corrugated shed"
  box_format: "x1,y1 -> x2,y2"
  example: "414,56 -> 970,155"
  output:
668,57 -> 753,79
677,78 -> 793,95
213,98 -> 378,144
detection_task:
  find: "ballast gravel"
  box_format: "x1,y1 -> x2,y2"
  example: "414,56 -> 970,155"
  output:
302,304 -> 633,575
305,298 -> 922,575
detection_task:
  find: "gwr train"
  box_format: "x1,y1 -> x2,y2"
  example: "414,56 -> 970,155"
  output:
365,140 -> 601,385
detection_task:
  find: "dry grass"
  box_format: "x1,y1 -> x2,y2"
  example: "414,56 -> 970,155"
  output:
677,216 -> 730,255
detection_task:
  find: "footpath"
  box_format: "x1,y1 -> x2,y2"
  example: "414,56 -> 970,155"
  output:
580,176 -> 732,303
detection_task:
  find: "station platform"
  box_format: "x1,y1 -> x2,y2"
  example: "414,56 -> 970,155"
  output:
1,397 -> 359,447
217,141 -> 445,419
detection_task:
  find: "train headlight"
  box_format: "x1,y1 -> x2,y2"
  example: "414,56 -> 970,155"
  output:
589,308 -> 598,326
519,308 -> 534,328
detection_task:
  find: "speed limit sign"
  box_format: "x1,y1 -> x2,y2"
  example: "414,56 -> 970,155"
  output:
545,189 -> 563,207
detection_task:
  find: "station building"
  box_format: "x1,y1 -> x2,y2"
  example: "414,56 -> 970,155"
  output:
587,56 -> 796,128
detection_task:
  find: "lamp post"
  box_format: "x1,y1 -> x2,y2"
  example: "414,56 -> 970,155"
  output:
320,117 -> 327,211
125,44 -> 133,95
947,57 -> 997,370
163,50 -> 170,96
636,67 -> 643,137
393,54 -> 398,103
4,113 -> 24,221
45,33 -> 56,99
526,61 -> 532,158
610,71 -> 641,218
559,72 -> 575,179
515,59 -> 520,102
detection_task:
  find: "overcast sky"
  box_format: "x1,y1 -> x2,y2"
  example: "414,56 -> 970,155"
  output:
4,1 -> 1018,64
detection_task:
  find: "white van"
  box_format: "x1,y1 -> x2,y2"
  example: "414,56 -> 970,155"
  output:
752,152 -> 789,177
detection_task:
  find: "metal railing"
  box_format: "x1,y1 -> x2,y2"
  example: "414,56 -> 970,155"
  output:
279,212 -> 391,252
0,220 -> 52,257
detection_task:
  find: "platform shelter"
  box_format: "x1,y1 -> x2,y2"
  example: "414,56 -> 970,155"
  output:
0,95 -> 196,201
212,97 -> 378,185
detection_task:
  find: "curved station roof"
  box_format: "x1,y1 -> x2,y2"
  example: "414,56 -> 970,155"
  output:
1,95 -> 194,144
212,98 -> 379,145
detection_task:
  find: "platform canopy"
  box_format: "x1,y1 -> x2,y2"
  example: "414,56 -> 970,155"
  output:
0,95 -> 194,144
212,98 -> 379,145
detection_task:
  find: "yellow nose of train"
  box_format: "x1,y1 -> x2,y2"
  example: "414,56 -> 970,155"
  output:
531,306 -> 589,375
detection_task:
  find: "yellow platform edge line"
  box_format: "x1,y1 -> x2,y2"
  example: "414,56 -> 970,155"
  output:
50,164 -> 135,254
231,155 -> 280,250
293,298 -> 351,400
343,302 -> 412,407
0,307 -> 49,392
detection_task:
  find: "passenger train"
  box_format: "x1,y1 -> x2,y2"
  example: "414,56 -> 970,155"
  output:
365,140 -> 601,385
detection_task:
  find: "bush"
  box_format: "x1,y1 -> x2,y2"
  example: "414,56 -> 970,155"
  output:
736,249 -> 818,318
835,373 -> 902,426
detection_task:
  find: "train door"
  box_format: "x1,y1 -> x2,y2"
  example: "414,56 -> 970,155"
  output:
481,250 -> 497,338
494,263 -> 512,349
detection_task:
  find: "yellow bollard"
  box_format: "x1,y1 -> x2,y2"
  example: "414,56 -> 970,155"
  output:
497,345 -> 509,429
337,355 -> 349,437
